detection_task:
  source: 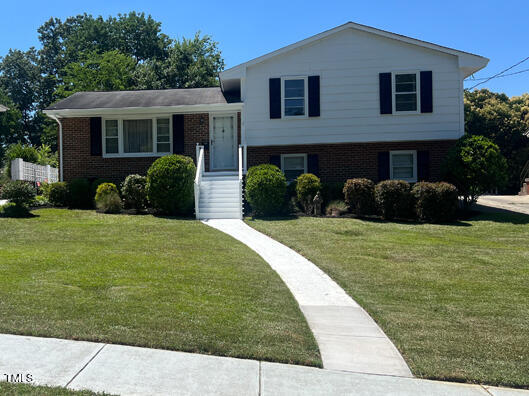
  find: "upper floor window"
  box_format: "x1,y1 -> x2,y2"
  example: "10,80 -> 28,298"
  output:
282,77 -> 307,117
390,150 -> 417,182
393,72 -> 419,113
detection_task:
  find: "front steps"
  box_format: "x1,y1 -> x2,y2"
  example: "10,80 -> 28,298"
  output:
197,173 -> 242,219
519,178 -> 529,196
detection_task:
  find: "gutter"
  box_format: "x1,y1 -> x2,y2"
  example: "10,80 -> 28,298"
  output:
47,114 -> 63,182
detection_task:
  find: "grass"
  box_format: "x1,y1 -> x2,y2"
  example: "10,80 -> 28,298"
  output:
247,212 -> 529,388
0,209 -> 320,367
0,382 -> 110,395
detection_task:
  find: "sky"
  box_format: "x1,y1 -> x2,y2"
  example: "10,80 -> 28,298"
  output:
0,0 -> 527,97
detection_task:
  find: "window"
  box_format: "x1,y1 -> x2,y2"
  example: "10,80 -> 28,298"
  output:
390,150 -> 417,182
282,77 -> 307,117
281,154 -> 307,182
103,117 -> 171,157
393,72 -> 419,113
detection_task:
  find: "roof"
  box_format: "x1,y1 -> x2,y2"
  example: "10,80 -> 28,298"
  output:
220,22 -> 489,80
0,105 -> 8,112
45,87 -> 236,111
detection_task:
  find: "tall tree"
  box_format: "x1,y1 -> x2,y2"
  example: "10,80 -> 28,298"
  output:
0,90 -> 25,160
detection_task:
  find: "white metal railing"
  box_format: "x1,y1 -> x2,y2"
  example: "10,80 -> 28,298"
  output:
11,158 -> 58,184
238,145 -> 244,219
194,145 -> 205,219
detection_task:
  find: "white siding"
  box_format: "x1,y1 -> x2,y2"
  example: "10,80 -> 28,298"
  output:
243,28 -> 463,146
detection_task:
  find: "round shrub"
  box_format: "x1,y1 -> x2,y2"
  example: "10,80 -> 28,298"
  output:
68,178 -> 91,208
245,164 -> 287,216
48,182 -> 69,207
412,182 -> 458,223
146,155 -> 196,215
0,180 -> 36,208
90,178 -> 112,201
121,174 -> 147,210
343,178 -> 376,216
296,173 -> 322,214
95,183 -> 122,214
374,180 -> 413,220
0,202 -> 30,218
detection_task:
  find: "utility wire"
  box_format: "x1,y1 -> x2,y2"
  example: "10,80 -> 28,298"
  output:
465,67 -> 529,82
467,56 -> 529,90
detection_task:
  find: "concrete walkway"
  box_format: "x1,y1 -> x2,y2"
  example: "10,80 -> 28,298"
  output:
1,334 -> 527,396
477,195 -> 529,215
203,219 -> 412,377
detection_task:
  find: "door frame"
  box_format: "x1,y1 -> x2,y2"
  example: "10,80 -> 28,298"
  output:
209,112 -> 238,171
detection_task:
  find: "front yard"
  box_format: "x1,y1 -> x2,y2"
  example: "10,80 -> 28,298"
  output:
0,209 -> 320,367
247,212 -> 529,388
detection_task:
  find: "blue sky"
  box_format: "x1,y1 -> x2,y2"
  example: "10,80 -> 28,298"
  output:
1,0 -> 527,96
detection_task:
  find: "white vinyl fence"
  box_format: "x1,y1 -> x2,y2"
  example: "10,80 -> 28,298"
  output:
11,158 -> 58,183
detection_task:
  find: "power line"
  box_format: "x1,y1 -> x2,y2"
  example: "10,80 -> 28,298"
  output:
467,56 -> 529,90
465,67 -> 529,82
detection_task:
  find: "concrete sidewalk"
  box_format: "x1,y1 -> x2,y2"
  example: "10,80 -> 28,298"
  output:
477,195 -> 529,215
1,334 -> 527,396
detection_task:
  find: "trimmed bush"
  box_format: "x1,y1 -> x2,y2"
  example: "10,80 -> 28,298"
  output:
374,180 -> 413,220
0,180 -> 36,208
296,173 -> 322,214
146,155 -> 196,215
90,178 -> 112,201
343,178 -> 376,216
48,182 -> 69,207
95,183 -> 122,214
68,178 -> 91,208
412,182 -> 458,223
121,174 -> 147,210
245,164 -> 287,216
0,202 -> 30,218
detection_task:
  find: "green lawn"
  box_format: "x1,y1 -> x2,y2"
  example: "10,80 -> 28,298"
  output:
0,209 -> 320,367
247,212 -> 529,388
0,382 -> 110,396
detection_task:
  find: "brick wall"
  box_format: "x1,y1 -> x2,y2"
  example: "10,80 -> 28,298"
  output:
247,140 -> 456,183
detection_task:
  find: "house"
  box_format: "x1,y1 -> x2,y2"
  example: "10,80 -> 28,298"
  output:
44,22 -> 488,219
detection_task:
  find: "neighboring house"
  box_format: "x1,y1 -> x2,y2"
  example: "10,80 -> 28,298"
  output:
44,22 -> 488,219
0,105 -> 8,112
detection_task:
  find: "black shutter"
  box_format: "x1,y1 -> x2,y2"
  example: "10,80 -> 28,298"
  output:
379,73 -> 392,114
420,71 -> 433,113
308,76 -> 320,117
417,151 -> 430,181
307,154 -> 319,176
172,114 -> 184,154
269,155 -> 281,168
378,151 -> 390,181
90,117 -> 102,156
269,78 -> 281,119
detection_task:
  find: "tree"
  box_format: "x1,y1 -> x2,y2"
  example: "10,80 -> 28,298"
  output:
464,89 -> 529,192
442,135 -> 508,208
0,90 -> 24,160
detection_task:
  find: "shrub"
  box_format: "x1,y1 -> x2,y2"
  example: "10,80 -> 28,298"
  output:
146,155 -> 196,215
0,180 -> 36,208
40,182 -> 51,199
374,180 -> 413,220
90,178 -> 112,201
412,182 -> 458,223
68,178 -> 91,208
245,164 -> 287,216
121,174 -> 147,210
3,143 -> 39,177
343,178 -> 376,216
296,173 -> 322,214
442,135 -> 508,209
34,195 -> 50,207
95,183 -> 122,214
0,202 -> 30,218
48,182 -> 69,207
325,200 -> 348,216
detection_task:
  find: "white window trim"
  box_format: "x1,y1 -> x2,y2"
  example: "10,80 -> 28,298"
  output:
102,115 -> 173,158
390,150 -> 417,183
392,71 -> 421,115
281,76 -> 308,119
281,153 -> 307,182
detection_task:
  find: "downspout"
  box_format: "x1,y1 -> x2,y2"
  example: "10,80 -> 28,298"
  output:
48,114 -> 63,182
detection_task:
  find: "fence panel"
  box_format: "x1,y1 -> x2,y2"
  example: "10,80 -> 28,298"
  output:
11,158 -> 58,183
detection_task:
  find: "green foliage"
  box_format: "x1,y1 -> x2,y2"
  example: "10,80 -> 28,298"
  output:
121,174 -> 147,210
295,173 -> 322,214
36,144 -> 58,167
90,178 -> 112,201
0,180 -> 36,208
325,200 -> 348,216
343,178 -> 376,216
321,182 -> 345,206
34,195 -> 50,207
3,143 -> 38,176
374,180 -> 413,220
412,182 -> 459,223
146,155 -> 195,215
68,178 -> 92,209
245,164 -> 287,217
0,90 -> 25,159
442,135 -> 508,208
48,182 -> 69,207
95,182 -> 122,213
0,202 -> 31,217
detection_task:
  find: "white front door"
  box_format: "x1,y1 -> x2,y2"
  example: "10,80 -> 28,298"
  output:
210,114 -> 237,170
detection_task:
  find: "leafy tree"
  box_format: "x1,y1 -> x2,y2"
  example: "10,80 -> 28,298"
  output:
442,135 -> 508,208
464,89 -> 529,192
0,90 -> 24,160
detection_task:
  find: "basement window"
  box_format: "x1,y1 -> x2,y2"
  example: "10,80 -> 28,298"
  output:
390,150 -> 417,182
281,154 -> 307,182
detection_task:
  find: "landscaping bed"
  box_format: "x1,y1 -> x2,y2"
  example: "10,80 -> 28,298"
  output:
0,209 -> 320,367
247,212 -> 529,388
